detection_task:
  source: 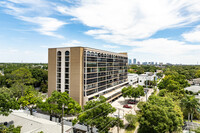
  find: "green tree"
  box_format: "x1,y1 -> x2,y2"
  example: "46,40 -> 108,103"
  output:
30,68 -> 48,93
39,91 -> 81,121
75,96 -> 123,133
125,114 -> 137,128
138,96 -> 183,133
131,86 -> 144,101
137,101 -> 145,109
158,74 -> 189,95
156,72 -> 163,78
158,89 -> 168,97
122,86 -> 144,101
180,95 -> 200,122
195,70 -> 200,78
0,87 -> 19,116
7,67 -> 35,85
121,86 -> 132,99
0,124 -> 21,133
0,73 -> 6,87
18,87 -> 43,115
7,68 -> 35,96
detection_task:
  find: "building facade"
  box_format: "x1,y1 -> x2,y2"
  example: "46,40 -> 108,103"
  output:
48,47 -> 128,106
133,58 -> 136,64
128,59 -> 132,65
128,73 -> 139,87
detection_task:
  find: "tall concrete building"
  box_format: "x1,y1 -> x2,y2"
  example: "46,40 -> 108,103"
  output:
133,58 -> 136,64
48,47 -> 128,106
128,59 -> 132,65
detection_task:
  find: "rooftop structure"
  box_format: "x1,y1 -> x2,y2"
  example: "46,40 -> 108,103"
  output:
0,111 -> 72,133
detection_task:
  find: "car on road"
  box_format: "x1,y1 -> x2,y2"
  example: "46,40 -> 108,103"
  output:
123,104 -> 132,108
128,100 -> 137,104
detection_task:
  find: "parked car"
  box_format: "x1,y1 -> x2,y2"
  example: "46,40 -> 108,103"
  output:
128,100 -> 137,104
123,104 -> 132,108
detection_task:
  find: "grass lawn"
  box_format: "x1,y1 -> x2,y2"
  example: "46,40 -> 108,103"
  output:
125,122 -> 139,133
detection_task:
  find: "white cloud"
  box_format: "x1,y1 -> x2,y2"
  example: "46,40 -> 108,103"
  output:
103,45 -> 119,49
59,0 -> 200,42
19,16 -> 66,38
128,38 -> 200,64
0,0 -> 66,38
182,25 -> 200,42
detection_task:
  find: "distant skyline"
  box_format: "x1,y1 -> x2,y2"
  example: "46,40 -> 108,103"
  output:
1,0 -> 200,64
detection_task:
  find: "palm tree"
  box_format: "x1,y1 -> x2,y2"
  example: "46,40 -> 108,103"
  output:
180,95 -> 200,122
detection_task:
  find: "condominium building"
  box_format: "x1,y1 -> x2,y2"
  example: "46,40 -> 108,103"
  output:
48,47 -> 128,106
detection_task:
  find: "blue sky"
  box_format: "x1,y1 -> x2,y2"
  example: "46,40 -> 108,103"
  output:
0,0 -> 200,64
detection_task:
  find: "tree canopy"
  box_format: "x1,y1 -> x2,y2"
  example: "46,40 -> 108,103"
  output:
18,87 -> 43,115
138,96 -> 183,133
75,96 -> 123,133
0,87 -> 19,116
122,85 -> 144,100
39,91 -> 82,121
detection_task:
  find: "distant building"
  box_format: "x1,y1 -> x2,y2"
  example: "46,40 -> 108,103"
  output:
128,59 -> 132,65
151,62 -> 154,65
138,73 -> 156,86
142,62 -> 148,65
137,61 -> 140,65
133,58 -> 136,64
128,74 -> 139,87
166,63 -> 172,65
156,70 -> 163,73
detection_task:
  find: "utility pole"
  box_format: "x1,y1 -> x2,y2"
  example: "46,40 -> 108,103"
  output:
62,104 -> 64,133
117,109 -> 120,133
145,76 -> 148,101
146,90 -> 148,101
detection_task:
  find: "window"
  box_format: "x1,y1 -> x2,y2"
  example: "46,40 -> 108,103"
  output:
65,68 -> 69,72
57,84 -> 61,88
57,57 -> 61,61
65,51 -> 69,56
57,68 -> 61,72
65,85 -> 69,89
57,79 -> 61,83
57,51 -> 61,56
57,62 -> 61,67
65,74 -> 69,78
65,62 -> 69,67
65,79 -> 69,84
65,57 -> 69,61
57,73 -> 61,77
87,62 -> 97,67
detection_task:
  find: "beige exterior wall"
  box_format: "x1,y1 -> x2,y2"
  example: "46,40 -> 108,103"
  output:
48,48 -> 57,96
69,47 -> 84,106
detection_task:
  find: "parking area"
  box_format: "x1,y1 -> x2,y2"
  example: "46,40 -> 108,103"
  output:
111,88 -> 154,117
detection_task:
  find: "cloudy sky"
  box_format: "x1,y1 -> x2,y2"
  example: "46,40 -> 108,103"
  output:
1,0 -> 200,64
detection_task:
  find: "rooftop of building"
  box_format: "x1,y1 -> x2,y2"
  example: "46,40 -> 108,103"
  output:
49,46 -> 128,57
0,111 -> 72,133
185,85 -> 200,93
